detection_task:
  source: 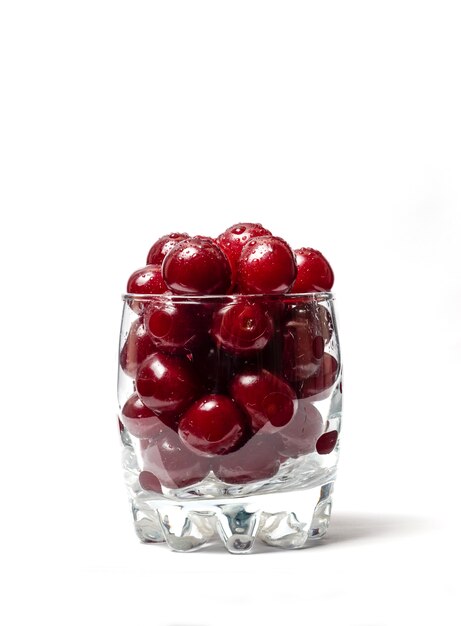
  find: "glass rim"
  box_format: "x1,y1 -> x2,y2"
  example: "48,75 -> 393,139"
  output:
121,291 -> 334,303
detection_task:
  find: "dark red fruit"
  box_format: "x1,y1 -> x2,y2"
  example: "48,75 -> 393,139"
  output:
315,430 -> 338,455
216,223 -> 272,283
211,301 -> 274,355
230,367 -> 297,433
146,232 -> 189,265
138,470 -> 162,492
142,431 -> 210,489
282,310 -> 326,382
258,328 -> 284,376
213,433 -> 280,484
178,394 -> 247,456
237,236 -> 297,295
191,342 -> 237,394
278,401 -> 324,459
136,352 -> 199,417
162,236 -> 232,295
145,300 -> 209,354
299,353 -> 339,400
126,265 -> 168,313
291,248 -> 334,293
119,317 -> 155,378
121,393 -> 170,439
313,304 -> 334,343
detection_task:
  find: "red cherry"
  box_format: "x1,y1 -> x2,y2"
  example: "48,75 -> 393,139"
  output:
237,236 -> 297,294
146,232 -> 190,265
127,264 -> 167,295
313,304 -> 334,343
211,301 -> 274,356
162,236 -> 232,295
213,433 -> 280,484
119,317 -> 155,378
299,353 -> 339,400
282,312 -> 325,382
315,430 -> 338,455
178,394 -> 247,456
126,265 -> 168,313
230,367 -> 297,433
145,299 -> 209,354
216,223 -> 272,283
142,431 -> 210,488
138,470 -> 162,493
136,352 -> 199,417
278,401 -> 324,459
291,248 -> 334,293
282,304 -> 333,382
121,393 -> 170,439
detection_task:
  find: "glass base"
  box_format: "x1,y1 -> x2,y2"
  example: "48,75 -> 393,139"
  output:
131,480 -> 334,553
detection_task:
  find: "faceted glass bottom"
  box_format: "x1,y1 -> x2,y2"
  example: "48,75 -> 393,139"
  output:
121,394 -> 341,553
131,480 -> 334,553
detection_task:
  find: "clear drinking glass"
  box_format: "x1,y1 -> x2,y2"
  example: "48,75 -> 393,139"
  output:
117,292 -> 342,553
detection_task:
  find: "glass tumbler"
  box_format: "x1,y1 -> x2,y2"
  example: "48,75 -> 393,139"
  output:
117,292 -> 342,553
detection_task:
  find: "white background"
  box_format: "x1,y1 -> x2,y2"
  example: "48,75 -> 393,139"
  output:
1,1 -> 460,625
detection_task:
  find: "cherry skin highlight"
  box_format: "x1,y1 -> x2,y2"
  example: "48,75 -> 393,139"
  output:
230,367 -> 297,433
141,431 -> 210,489
299,353 -> 339,400
126,264 -> 168,313
216,223 -> 272,283
178,394 -> 247,456
162,236 -> 232,295
291,247 -> 334,293
145,300 -> 209,354
119,317 -> 155,379
121,392 -> 170,439
237,236 -> 297,294
211,301 -> 274,356
146,232 -> 190,265
136,352 -> 200,417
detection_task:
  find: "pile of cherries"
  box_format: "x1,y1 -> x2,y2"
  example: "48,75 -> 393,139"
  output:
119,223 -> 339,491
